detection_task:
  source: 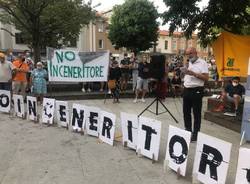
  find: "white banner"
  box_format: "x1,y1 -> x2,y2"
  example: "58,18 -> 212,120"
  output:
0,90 -> 11,113
165,125 -> 191,176
235,148 -> 250,184
71,104 -> 87,132
137,117 -> 161,161
56,101 -> 70,127
42,98 -> 55,124
0,90 -> 245,182
99,111 -> 116,146
13,94 -> 25,118
47,48 -> 109,82
26,96 -> 38,121
193,132 -> 232,184
86,106 -> 101,137
120,112 -> 138,150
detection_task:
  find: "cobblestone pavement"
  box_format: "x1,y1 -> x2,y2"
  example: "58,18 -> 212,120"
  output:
0,97 -> 245,184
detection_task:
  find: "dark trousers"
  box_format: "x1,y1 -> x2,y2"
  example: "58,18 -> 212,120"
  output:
111,81 -> 120,100
0,82 -> 12,91
183,87 -> 204,135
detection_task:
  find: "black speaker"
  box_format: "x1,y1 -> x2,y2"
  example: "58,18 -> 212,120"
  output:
149,54 -> 165,80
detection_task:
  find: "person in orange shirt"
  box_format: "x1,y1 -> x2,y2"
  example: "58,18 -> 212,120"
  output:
12,55 -> 29,98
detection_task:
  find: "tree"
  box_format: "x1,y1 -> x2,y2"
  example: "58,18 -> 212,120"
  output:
0,0 -> 94,63
162,0 -> 250,46
108,0 -> 159,54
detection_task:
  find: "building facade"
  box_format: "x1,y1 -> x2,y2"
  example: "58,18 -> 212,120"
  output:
156,30 -> 211,60
0,9 -> 121,57
94,11 -> 121,55
1,8 -> 210,60
0,22 -> 30,52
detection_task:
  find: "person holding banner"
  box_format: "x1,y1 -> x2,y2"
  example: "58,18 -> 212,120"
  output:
182,47 -> 209,142
31,62 -> 48,105
12,55 -> 29,99
0,52 -> 14,90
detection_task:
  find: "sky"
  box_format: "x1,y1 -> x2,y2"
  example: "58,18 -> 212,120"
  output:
89,0 -> 209,30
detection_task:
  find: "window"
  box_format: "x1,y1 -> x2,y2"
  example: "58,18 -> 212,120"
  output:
98,23 -> 104,32
164,40 -> 168,50
98,39 -> 103,49
172,40 -> 177,50
105,24 -> 110,33
180,40 -> 185,50
15,33 -> 26,44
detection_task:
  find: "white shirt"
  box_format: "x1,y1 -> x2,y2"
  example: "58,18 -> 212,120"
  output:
184,58 -> 208,88
0,60 -> 13,82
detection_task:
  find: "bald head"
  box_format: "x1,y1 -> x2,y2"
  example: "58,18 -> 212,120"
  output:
185,47 -> 198,63
185,47 -> 197,55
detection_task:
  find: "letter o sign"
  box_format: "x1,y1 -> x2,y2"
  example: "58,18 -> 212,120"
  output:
169,135 -> 188,164
65,51 -> 75,61
0,94 -> 9,108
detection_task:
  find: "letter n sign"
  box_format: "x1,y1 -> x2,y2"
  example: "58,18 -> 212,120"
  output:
193,132 -> 232,184
56,100 -> 69,127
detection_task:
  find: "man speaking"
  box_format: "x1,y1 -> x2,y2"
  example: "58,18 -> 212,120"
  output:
182,47 -> 209,142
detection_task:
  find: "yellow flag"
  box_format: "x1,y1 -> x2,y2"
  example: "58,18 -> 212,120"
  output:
212,31 -> 250,78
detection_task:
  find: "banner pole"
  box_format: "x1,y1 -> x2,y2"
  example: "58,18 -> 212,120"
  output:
49,81 -> 52,98
104,81 -> 108,104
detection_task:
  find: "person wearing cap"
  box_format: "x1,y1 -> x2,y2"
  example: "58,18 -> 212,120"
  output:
12,55 -> 29,98
182,47 -> 209,142
222,76 -> 245,116
31,62 -> 47,104
0,52 -> 14,90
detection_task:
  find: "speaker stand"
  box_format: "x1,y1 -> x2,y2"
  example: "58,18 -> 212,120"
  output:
138,97 -> 178,124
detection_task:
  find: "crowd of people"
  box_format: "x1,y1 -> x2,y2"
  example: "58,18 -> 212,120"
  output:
1,48 -> 243,117
107,53 -> 151,103
106,52 -> 219,103
0,47 -> 246,141
0,49 -> 47,104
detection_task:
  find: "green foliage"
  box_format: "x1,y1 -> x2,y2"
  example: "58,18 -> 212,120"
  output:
108,0 -> 159,54
162,0 -> 250,46
39,0 -> 93,48
0,0 -> 94,62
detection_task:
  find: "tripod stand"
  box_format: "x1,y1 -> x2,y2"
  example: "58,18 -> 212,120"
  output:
138,96 -> 179,124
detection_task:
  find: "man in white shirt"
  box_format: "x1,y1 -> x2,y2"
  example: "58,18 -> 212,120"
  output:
182,47 -> 209,142
0,52 -> 14,90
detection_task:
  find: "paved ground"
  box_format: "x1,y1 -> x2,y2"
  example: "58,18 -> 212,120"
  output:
0,97 -> 247,184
